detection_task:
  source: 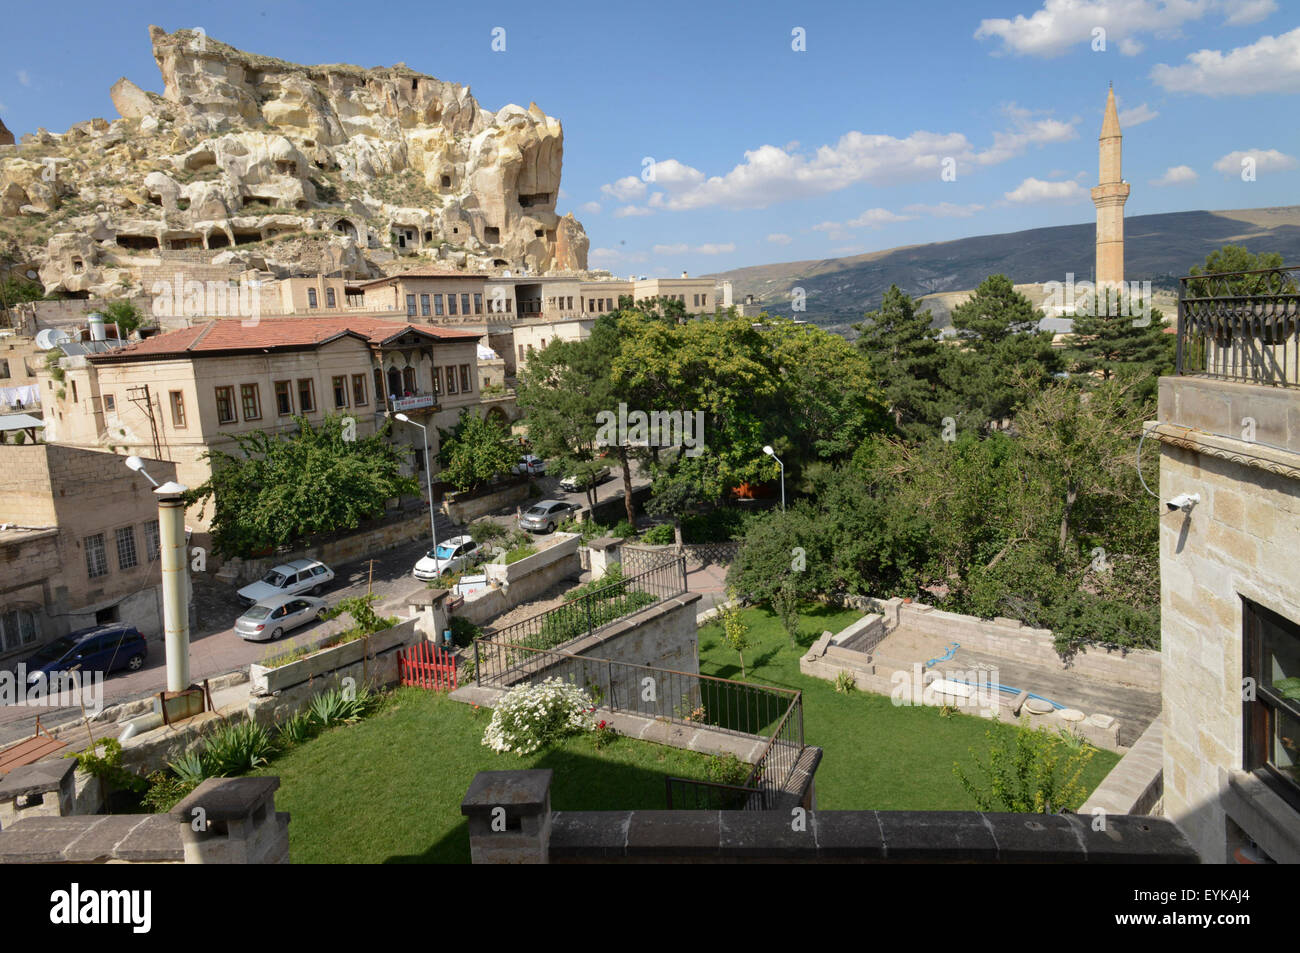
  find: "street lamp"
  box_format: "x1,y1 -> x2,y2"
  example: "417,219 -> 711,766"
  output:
124,456 -> 190,692
762,445 -> 785,511
393,413 -> 439,554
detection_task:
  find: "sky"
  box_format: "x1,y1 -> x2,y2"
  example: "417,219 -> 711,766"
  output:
3,0 -> 1298,277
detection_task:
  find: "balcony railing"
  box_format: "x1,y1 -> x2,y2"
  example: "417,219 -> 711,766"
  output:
1178,264 -> 1300,387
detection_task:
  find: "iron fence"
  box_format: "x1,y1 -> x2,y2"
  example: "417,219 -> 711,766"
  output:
480,555 -> 687,656
1178,264 -> 1300,387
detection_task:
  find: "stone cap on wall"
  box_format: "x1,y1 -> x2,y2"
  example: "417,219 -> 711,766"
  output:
0,759 -> 75,799
0,813 -> 182,863
172,776 -> 280,824
408,588 -> 450,607
462,769 -> 553,818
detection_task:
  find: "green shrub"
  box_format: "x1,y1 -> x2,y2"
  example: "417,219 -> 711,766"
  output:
641,523 -> 675,545
504,543 -> 536,564
953,722 -> 1097,813
468,519 -> 508,544
682,508 -> 750,543
705,752 -> 753,786
449,616 -> 482,648
834,669 -> 857,694
611,520 -> 637,538
202,719 -> 274,775
142,771 -> 197,813
69,738 -> 147,794
277,710 -> 316,747
168,749 -> 211,784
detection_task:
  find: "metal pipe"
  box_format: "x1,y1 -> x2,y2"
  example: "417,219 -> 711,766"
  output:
155,483 -> 190,692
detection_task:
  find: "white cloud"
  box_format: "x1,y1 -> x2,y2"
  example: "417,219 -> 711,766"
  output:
627,109 -> 1073,214
652,242 -> 734,256
1151,27 -> 1300,96
580,201 -> 602,214
903,201 -> 985,218
1118,103 -> 1158,127
590,247 -> 648,264
849,208 -> 913,227
17,70 -> 31,87
1004,177 -> 1090,204
767,233 -> 793,244
1212,149 -> 1298,176
1151,165 -> 1199,186
976,0 -> 1275,58
613,205 -> 653,218
600,176 -> 647,202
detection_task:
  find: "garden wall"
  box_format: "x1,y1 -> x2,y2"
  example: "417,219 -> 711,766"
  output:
246,619 -> 421,727
444,480 -> 531,523
454,534 -> 582,626
890,602 -> 1161,692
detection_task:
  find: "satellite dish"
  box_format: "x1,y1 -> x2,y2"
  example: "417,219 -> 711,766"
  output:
35,328 -> 72,350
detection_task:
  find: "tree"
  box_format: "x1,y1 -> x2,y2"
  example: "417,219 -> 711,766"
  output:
717,599 -> 754,679
954,722 -> 1097,813
1068,300 -> 1174,392
770,579 -> 802,649
436,409 -> 517,493
1188,245 -> 1288,296
945,274 -> 1059,432
98,299 -> 146,336
855,285 -> 949,440
189,415 -> 419,557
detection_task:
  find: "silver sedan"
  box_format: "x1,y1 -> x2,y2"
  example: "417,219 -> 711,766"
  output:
235,594 -> 329,642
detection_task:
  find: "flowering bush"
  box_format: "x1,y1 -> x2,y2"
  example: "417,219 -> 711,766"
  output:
482,678 -> 595,755
592,719 -> 620,750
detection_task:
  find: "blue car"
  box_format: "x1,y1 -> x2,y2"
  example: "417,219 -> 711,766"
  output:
20,624 -> 148,686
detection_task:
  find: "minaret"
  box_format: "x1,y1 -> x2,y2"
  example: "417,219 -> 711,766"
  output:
1091,85 -> 1129,293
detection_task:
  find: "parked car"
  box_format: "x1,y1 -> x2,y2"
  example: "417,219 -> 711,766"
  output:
235,595 -> 328,642
20,624 -> 147,684
512,454 -> 547,477
237,558 -> 334,606
559,466 -> 611,492
412,535 -> 482,580
518,499 -> 581,533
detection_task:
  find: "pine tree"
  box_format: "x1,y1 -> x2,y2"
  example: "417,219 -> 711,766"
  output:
854,285 -> 949,440
1068,298 -> 1174,383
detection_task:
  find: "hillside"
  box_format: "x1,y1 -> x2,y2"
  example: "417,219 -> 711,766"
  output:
710,206 -> 1300,326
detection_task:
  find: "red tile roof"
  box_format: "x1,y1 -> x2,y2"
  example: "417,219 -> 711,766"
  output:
91,317 -> 481,361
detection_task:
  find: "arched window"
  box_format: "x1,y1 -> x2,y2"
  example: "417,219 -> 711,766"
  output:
1,607 -> 40,653
386,367 -> 402,397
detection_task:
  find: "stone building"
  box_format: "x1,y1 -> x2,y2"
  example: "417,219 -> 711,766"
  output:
35,317 -> 484,550
1150,264 -> 1300,863
0,444 -> 177,661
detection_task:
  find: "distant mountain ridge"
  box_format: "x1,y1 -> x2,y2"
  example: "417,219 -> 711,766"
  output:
708,206 -> 1300,328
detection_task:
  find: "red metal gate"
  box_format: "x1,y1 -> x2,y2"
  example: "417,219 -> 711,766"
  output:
398,641 -> 458,691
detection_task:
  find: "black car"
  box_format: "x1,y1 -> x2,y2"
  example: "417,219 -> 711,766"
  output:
20,624 -> 148,685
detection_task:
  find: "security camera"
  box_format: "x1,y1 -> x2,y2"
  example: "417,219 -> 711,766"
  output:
1166,493 -> 1200,513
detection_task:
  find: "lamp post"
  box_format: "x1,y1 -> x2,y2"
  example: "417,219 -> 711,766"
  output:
125,456 -> 190,693
393,413 -> 439,553
762,445 -> 785,512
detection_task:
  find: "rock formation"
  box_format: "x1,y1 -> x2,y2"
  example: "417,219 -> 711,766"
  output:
0,26 -> 589,297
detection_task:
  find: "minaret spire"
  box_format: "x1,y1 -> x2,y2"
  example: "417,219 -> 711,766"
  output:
1091,86 -> 1129,292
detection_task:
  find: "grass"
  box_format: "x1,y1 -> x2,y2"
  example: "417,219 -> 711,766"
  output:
696,604 -> 1120,811
251,687 -> 722,864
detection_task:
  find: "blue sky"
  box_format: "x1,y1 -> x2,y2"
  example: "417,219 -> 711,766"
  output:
3,0 -> 1297,277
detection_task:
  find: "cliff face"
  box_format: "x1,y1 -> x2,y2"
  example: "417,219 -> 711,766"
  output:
0,26 -> 589,297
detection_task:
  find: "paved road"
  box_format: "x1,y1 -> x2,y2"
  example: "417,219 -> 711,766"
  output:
0,466 -> 655,747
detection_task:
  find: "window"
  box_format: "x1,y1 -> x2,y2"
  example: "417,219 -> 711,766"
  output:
85,533 -> 108,579
297,379 -> 315,413
240,384 -> 262,421
71,381 -> 78,403
307,288 -> 319,308
326,287 -> 336,308
0,359 -> 9,379
448,293 -> 458,316
420,294 -> 431,316
446,366 -> 458,394
144,520 -> 160,561
406,294 -> 417,317
431,366 -> 441,395
1245,598 -> 1300,809
215,386 -> 237,424
460,364 -> 472,392
701,294 -> 707,308
402,366 -> 416,394
275,381 -> 293,416
518,345 -> 526,363
0,608 -> 38,653
461,294 -> 470,315
104,394 -> 115,412
351,374 -> 367,406
169,391 -> 186,428
474,293 -> 483,315
566,296 -> 573,310
332,376 -> 348,409
115,526 -> 138,571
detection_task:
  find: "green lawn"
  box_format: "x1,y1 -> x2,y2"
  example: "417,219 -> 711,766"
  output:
252,688 -> 721,864
697,603 -> 1120,811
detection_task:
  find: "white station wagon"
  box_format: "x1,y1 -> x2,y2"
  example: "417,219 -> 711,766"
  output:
237,558 -> 335,606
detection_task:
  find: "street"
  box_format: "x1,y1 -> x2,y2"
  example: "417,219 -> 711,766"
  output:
0,464 -> 672,747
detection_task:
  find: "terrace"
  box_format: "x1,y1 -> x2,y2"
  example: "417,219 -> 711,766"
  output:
1176,262 -> 1300,387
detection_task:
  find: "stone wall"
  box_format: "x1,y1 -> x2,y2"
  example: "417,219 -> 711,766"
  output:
443,480 -> 530,523
891,602 -> 1161,692
1081,714 -> 1164,818
1155,415 -> 1300,864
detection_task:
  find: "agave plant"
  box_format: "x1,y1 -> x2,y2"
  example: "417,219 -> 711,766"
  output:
168,749 -> 213,784
277,710 -> 315,747
201,719 -> 273,775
